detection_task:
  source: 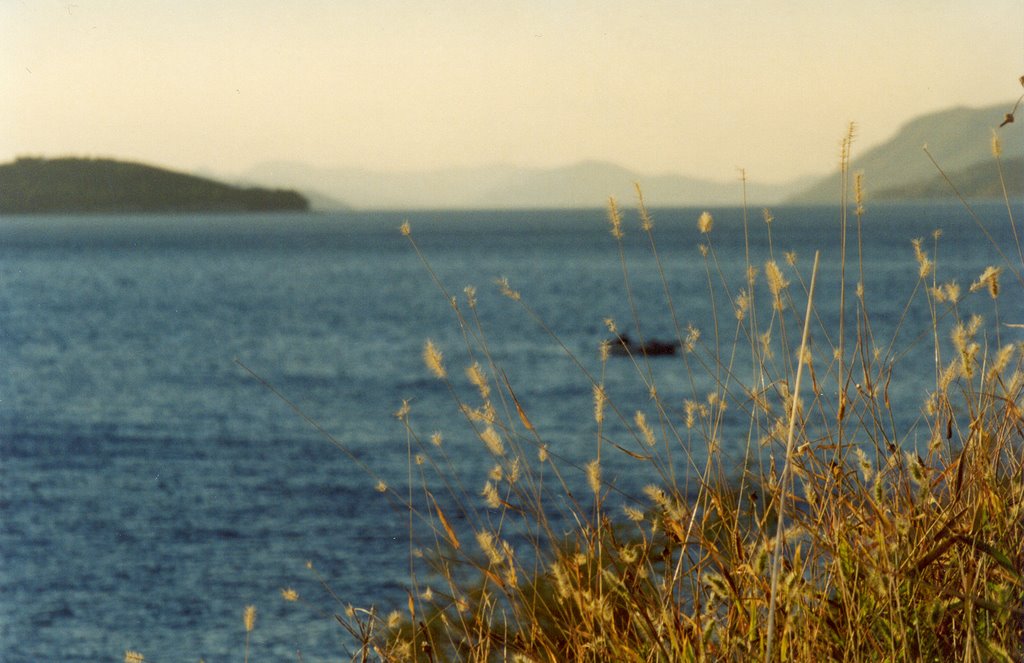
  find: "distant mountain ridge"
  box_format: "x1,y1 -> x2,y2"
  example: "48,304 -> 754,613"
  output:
242,160 -> 812,210
0,157 -> 309,214
245,101 -> 1021,210
873,156 -> 1023,201
8,103 -> 1014,214
788,102 -> 1022,203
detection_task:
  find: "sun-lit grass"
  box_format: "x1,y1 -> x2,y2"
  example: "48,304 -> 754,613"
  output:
305,134 -> 1022,661
130,120 -> 1023,662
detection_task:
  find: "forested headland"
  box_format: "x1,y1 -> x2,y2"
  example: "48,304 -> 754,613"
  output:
0,157 -> 309,214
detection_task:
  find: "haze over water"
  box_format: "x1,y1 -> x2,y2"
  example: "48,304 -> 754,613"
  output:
3,1 -> 1022,184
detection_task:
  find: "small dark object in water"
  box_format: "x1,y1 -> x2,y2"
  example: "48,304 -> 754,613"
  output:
609,333 -> 679,357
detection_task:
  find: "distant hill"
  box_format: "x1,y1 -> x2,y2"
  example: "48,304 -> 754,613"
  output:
873,156 -> 1023,201
242,160 -> 809,210
0,157 -> 309,214
788,103 -> 1023,203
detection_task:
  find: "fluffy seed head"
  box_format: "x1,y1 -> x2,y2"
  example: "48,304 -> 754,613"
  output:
593,384 -> 607,424
400,221 -> 411,236
683,400 -> 698,429
496,276 -> 520,301
503,562 -> 519,588
840,122 -> 857,162
967,313 -> 983,336
854,171 -> 865,214
765,260 -> 787,295
466,362 -> 490,400
463,402 -> 497,425
704,571 -> 729,601
476,531 -> 504,565
624,505 -> 645,522
507,456 -> 521,484
765,260 -> 789,309
244,605 -> 256,632
635,410 -> 656,446
854,447 -> 874,484
636,184 -> 654,231
759,331 -> 774,360
988,344 -> 1016,382
586,459 -> 601,494
644,484 -> 669,507
480,426 -> 505,456
952,315 -> 984,378
991,129 -> 1002,158
905,451 -> 928,489
607,197 -> 623,239
970,266 -> 1001,299
423,340 -> 446,379
735,289 -> 750,321
698,211 -> 714,234
941,281 -> 961,303
912,238 -> 933,279
684,324 -> 700,352
762,208 -> 774,224
125,652 -> 145,663
482,481 -> 501,508
619,544 -> 640,564
281,588 -> 299,602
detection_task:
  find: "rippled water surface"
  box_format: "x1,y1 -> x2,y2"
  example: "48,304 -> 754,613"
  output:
1,203 -> 1019,660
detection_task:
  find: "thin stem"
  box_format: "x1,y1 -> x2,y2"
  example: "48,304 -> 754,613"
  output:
922,145 -> 1023,288
765,251 -> 820,663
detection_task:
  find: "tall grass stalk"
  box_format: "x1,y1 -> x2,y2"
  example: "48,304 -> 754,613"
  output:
764,250 -> 820,663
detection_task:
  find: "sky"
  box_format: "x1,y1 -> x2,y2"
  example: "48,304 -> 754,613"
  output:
2,0 -> 1022,184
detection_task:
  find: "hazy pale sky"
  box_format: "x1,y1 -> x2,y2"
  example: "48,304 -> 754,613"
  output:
3,1 -> 1021,183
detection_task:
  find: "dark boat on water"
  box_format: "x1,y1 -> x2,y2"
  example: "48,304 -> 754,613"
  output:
609,333 -> 679,357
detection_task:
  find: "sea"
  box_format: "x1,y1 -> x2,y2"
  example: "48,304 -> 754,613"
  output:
1,202 -> 1020,661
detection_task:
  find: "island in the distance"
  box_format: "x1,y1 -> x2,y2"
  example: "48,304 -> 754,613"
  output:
0,157 -> 309,214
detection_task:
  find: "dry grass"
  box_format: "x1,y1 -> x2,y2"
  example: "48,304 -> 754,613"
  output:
130,127 -> 1024,663
308,137 -> 1024,662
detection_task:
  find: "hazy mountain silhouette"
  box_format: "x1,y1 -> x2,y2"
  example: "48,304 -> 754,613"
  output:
872,156 -> 1022,201
241,160 -> 811,210
788,102 -> 1022,203
245,102 -> 1021,209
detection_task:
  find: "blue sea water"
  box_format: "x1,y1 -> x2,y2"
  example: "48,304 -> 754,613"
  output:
0,203 -> 1020,661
